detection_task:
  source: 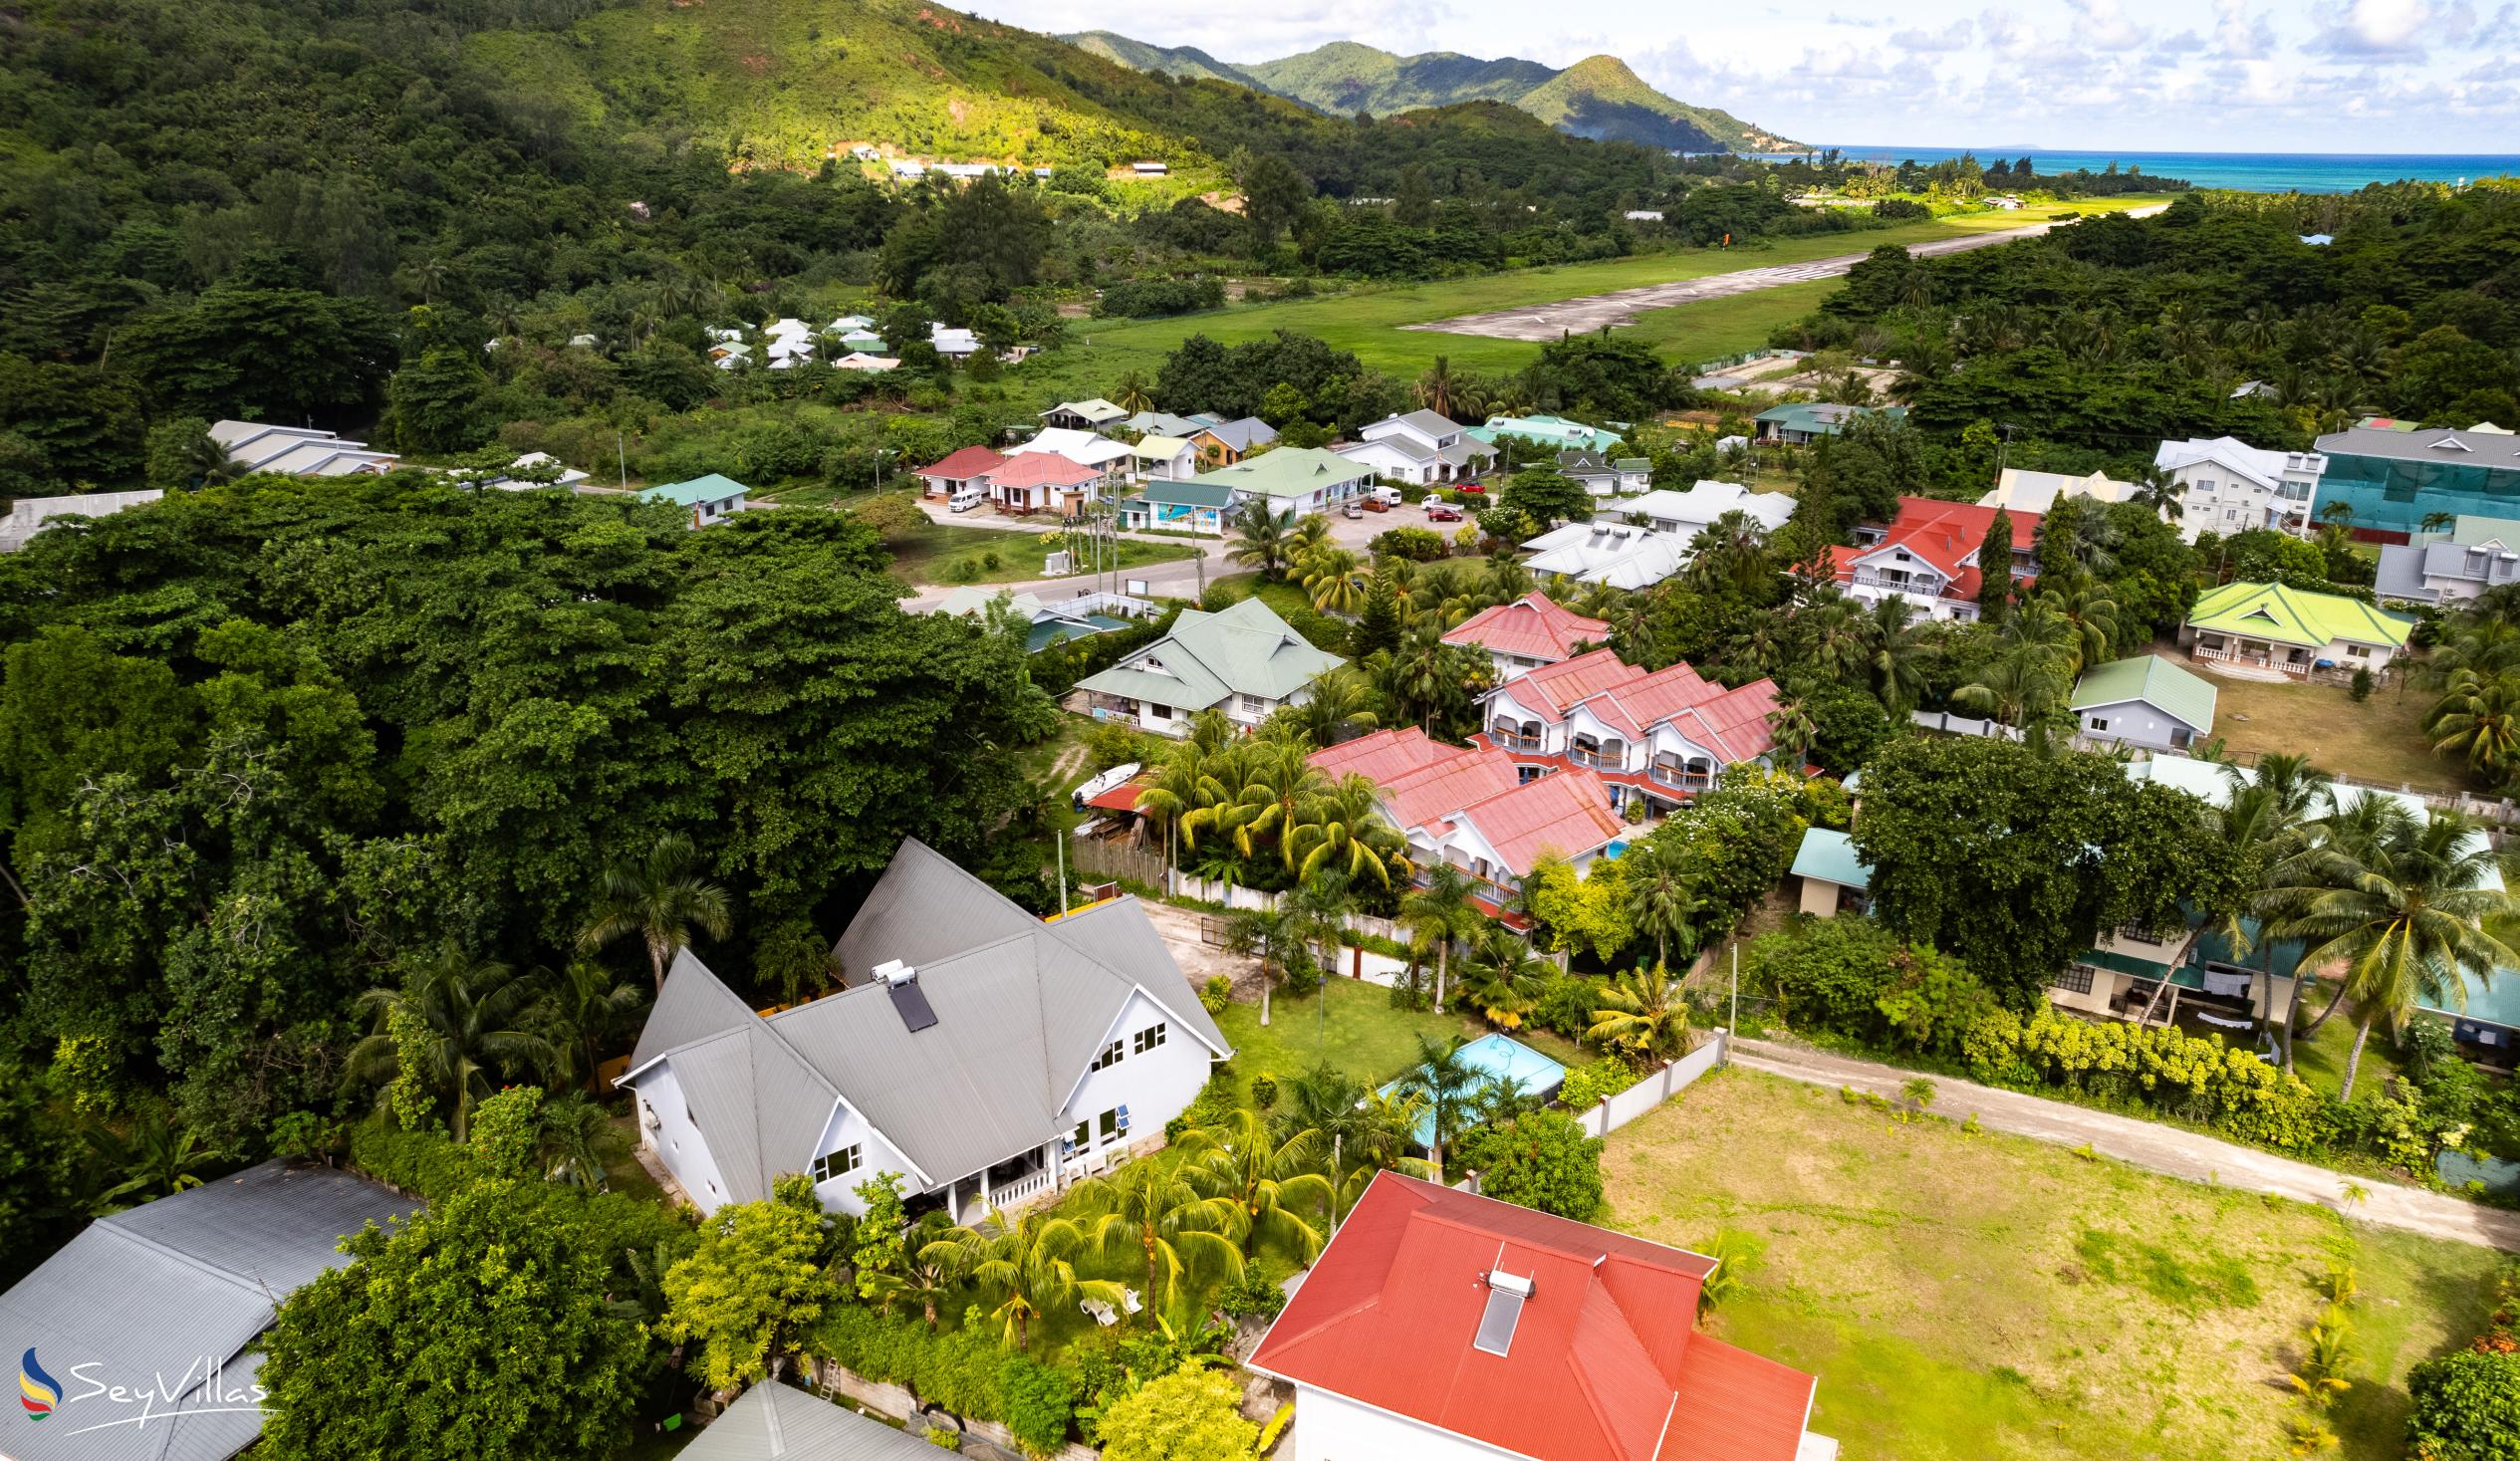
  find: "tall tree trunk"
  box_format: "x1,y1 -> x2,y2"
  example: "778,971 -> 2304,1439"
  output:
646,932 -> 669,995
1433,941 -> 1447,1014
2341,1015 -> 2373,1103
2270,942 -> 2300,1074
2298,977 -> 2352,1040
1260,961 -> 1273,1028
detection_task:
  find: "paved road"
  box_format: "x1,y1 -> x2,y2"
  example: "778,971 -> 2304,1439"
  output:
1407,205 -> 2169,342
1729,1037 -> 2520,1253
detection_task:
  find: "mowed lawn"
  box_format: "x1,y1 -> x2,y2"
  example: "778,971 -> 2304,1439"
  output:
2193,660 -> 2468,796
1604,1070 -> 2503,1461
1210,977 -> 1589,1106
1063,198 -> 2165,380
884,516 -> 1192,588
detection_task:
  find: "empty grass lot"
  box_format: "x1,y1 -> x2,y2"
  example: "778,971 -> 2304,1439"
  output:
1210,977 -> 1588,1107
883,516 -> 1193,588
1057,198 -> 2167,382
1604,1070 -> 2502,1461
2193,662 -> 2468,796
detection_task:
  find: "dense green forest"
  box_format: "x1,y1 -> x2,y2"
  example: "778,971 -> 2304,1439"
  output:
0,480 -> 1052,1281
1774,187 -> 2520,456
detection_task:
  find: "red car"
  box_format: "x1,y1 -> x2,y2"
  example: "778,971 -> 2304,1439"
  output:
1424,503 -> 1464,523
1456,480 -> 1486,494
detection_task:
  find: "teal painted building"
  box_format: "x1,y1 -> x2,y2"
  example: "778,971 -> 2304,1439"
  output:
2312,424 -> 2520,540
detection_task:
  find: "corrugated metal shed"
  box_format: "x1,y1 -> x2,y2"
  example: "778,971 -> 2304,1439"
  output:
677,1382 -> 941,1460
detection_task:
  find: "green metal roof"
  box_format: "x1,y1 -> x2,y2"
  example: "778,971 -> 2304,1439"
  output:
1790,828 -> 1870,889
640,473 -> 749,507
2185,582 -> 2412,650
1026,615 -> 1128,653
2071,655 -> 2218,732
2084,945 -> 2182,980
1076,597 -> 1343,707
1196,448 -> 1375,499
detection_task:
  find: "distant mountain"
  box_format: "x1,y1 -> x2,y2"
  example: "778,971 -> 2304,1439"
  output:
1067,36 -> 1802,154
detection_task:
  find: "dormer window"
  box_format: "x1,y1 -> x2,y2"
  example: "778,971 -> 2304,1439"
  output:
2432,437 -> 2473,452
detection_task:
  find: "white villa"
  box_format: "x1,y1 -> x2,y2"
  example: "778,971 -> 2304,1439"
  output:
1614,481 -> 1795,539
1075,598 -> 1343,735
1831,497 -> 2038,622
1335,411 -> 1498,486
209,420 -> 399,477
1520,521 -> 1691,591
1479,647 -> 1784,817
2154,436 -> 2326,542
622,841 -> 1230,1221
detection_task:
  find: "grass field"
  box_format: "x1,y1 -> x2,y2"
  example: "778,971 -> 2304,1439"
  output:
1211,977 -> 1590,1107
884,517 -> 1193,588
2195,662 -> 2466,796
1039,198 -> 2166,388
1606,1069 -> 2503,1460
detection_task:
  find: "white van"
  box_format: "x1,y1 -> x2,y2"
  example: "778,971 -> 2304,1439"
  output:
948,486 -> 985,513
1369,485 -> 1405,506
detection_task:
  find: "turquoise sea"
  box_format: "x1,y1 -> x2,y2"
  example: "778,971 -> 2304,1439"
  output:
1795,146 -> 2520,194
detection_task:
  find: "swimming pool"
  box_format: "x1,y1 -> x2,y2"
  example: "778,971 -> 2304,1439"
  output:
1378,1032 -> 1570,1148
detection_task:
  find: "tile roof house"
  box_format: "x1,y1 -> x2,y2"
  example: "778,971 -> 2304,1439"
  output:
1076,597 -> 1344,735
1442,592 -> 1611,677
623,840 -> 1229,1221
980,452 -> 1105,515
2070,655 -> 2218,752
1831,496 -> 2041,622
677,1382 -> 943,1461
0,1161 -> 418,1461
1309,728 -> 1623,902
1553,448 -> 1651,497
640,473 -> 752,528
1249,1172 -> 1830,1461
913,445 -> 1009,500
1479,648 -> 1785,817
1337,410 -> 1499,485
2180,581 -> 2413,680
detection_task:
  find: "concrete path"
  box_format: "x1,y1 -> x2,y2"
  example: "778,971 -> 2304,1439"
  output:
1407,205 -> 2169,342
1729,1037 -> 2520,1253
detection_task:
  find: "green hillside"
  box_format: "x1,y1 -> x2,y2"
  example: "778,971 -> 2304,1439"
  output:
1079,36 -> 1805,154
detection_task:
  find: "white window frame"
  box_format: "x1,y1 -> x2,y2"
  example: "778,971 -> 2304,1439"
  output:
811,1143 -> 864,1184
1133,1023 -> 1167,1056
1092,1039 -> 1124,1072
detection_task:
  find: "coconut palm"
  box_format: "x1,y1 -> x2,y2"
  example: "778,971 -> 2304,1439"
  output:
1399,863 -> 1483,1013
1287,513 -> 1333,566
1396,1035 -> 1485,1178
1622,837 -> 1703,971
2423,669 -> 2520,784
871,1217 -> 968,1332
2131,464 -> 2183,522
1073,1157 -> 1245,1320
1112,371 -> 1154,414
536,1091 -> 614,1189
1226,505 -> 1299,581
344,942 -> 555,1140
1223,903 -> 1304,1027
1278,666 -> 1380,748
1183,1109 -> 1336,1262
1589,966 -> 1697,1060
2037,579 -> 2120,675
539,958 -> 648,1090
1458,925 -> 1553,1030
2210,755 -> 2334,1071
1952,644 -> 2071,735
580,833 -> 734,994
1284,869 -> 1358,991
2271,808 -> 2517,1100
1765,697 -> 1819,769
89,1107 -> 223,1212
1414,356 -> 1458,418
1302,547 -> 1373,613
942,1206 -> 1125,1351
1287,775 -> 1401,886
1854,595 -> 1933,714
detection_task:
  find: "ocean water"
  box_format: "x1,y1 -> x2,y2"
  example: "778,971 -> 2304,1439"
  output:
1792,146 -> 2520,194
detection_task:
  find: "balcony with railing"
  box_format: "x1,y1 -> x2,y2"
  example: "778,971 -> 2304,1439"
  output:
1850,569 -> 1942,595
1568,737 -> 1629,771
1489,727 -> 1544,752
1648,762 -> 1714,791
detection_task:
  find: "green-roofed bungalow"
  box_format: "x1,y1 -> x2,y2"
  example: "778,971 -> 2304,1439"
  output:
2181,581 -> 2413,679
1752,402 -> 1904,444
1195,448 -> 1376,514
1074,597 -> 1344,736
2070,655 -> 2218,752
638,473 -> 750,528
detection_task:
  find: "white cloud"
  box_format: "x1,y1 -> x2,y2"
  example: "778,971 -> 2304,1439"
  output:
2070,0 -> 2151,49
1891,18 -> 1976,49
2309,0 -> 2468,59
2212,0 -> 2277,57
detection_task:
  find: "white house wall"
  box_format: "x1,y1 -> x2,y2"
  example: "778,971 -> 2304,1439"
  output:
1286,1385 -> 1521,1461
804,1096 -> 926,1217
1058,989 -> 1213,1157
632,1065 -> 737,1216
2076,698 -> 2200,752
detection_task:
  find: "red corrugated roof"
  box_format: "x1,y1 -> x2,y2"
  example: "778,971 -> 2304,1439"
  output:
1378,749 -> 1523,834
982,453 -> 1102,488
1457,766 -> 1625,876
1444,593 -> 1612,665
1084,781 -> 1145,812
1835,496 -> 2042,604
1310,728 -> 1460,784
915,445 -> 1007,481
1252,1174 -> 1813,1461
1501,648 -> 1650,724
1493,651 -> 1783,767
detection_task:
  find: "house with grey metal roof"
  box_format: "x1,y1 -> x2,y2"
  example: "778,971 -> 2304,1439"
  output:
2376,515 -> 2520,604
1188,416 -> 1279,468
621,840 -> 1230,1222
1552,448 -> 1650,498
1337,410 -> 1497,486
208,419 -> 401,477
678,1381 -> 941,1460
0,489 -> 163,552
1073,596 -> 1345,736
0,1160 -> 417,1461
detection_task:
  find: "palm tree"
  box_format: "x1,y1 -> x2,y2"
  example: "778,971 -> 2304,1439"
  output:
1112,371 -> 1154,414
871,1218 -> 969,1332
1226,505 -> 1298,581
943,1206 -> 1124,1352
2038,579 -> 2120,676
1952,645 -> 2070,736
1458,925 -> 1552,1030
1396,1035 -> 1484,1178
2271,809 -> 2517,1100
2131,464 -> 2184,523
1285,869 -> 1358,991
344,942 -> 556,1140
88,1107 -> 223,1212
1279,667 -> 1380,748
1854,595 -> 1932,714
536,1092 -> 614,1189
580,833 -> 734,994
2211,755 -> 2333,1071
2423,669 -> 2520,785
1381,621 -> 1463,733
1135,739 -> 1218,878
1183,1109 -> 1336,1262
1301,547 -> 1373,614
1399,863 -> 1482,1013
1765,698 -> 1819,769
540,958 -> 648,1090
1223,904 -> 1304,1026
1589,966 -> 1697,1060
1287,514 -> 1333,567
1288,775 -> 1401,887
1414,356 -> 1458,418
1073,1158 -> 1245,1320
1622,837 -> 1702,970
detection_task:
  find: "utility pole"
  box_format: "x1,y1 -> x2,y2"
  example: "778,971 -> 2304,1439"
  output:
617,432 -> 628,491
1055,819 -> 1069,914
1728,943 -> 1739,1062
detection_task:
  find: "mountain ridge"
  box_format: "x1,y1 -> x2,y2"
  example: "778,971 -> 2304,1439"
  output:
1063,33 -> 1803,154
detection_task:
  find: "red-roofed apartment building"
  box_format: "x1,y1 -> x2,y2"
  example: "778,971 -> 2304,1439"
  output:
1312,729 -> 1625,916
913,445 -> 1008,502
1443,592 -> 1612,679
1251,1172 -> 1834,1461
1830,495 -> 2041,622
1477,649 -> 1784,818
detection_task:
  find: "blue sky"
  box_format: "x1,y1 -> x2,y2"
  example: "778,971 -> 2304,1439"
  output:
983,0 -> 2520,153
